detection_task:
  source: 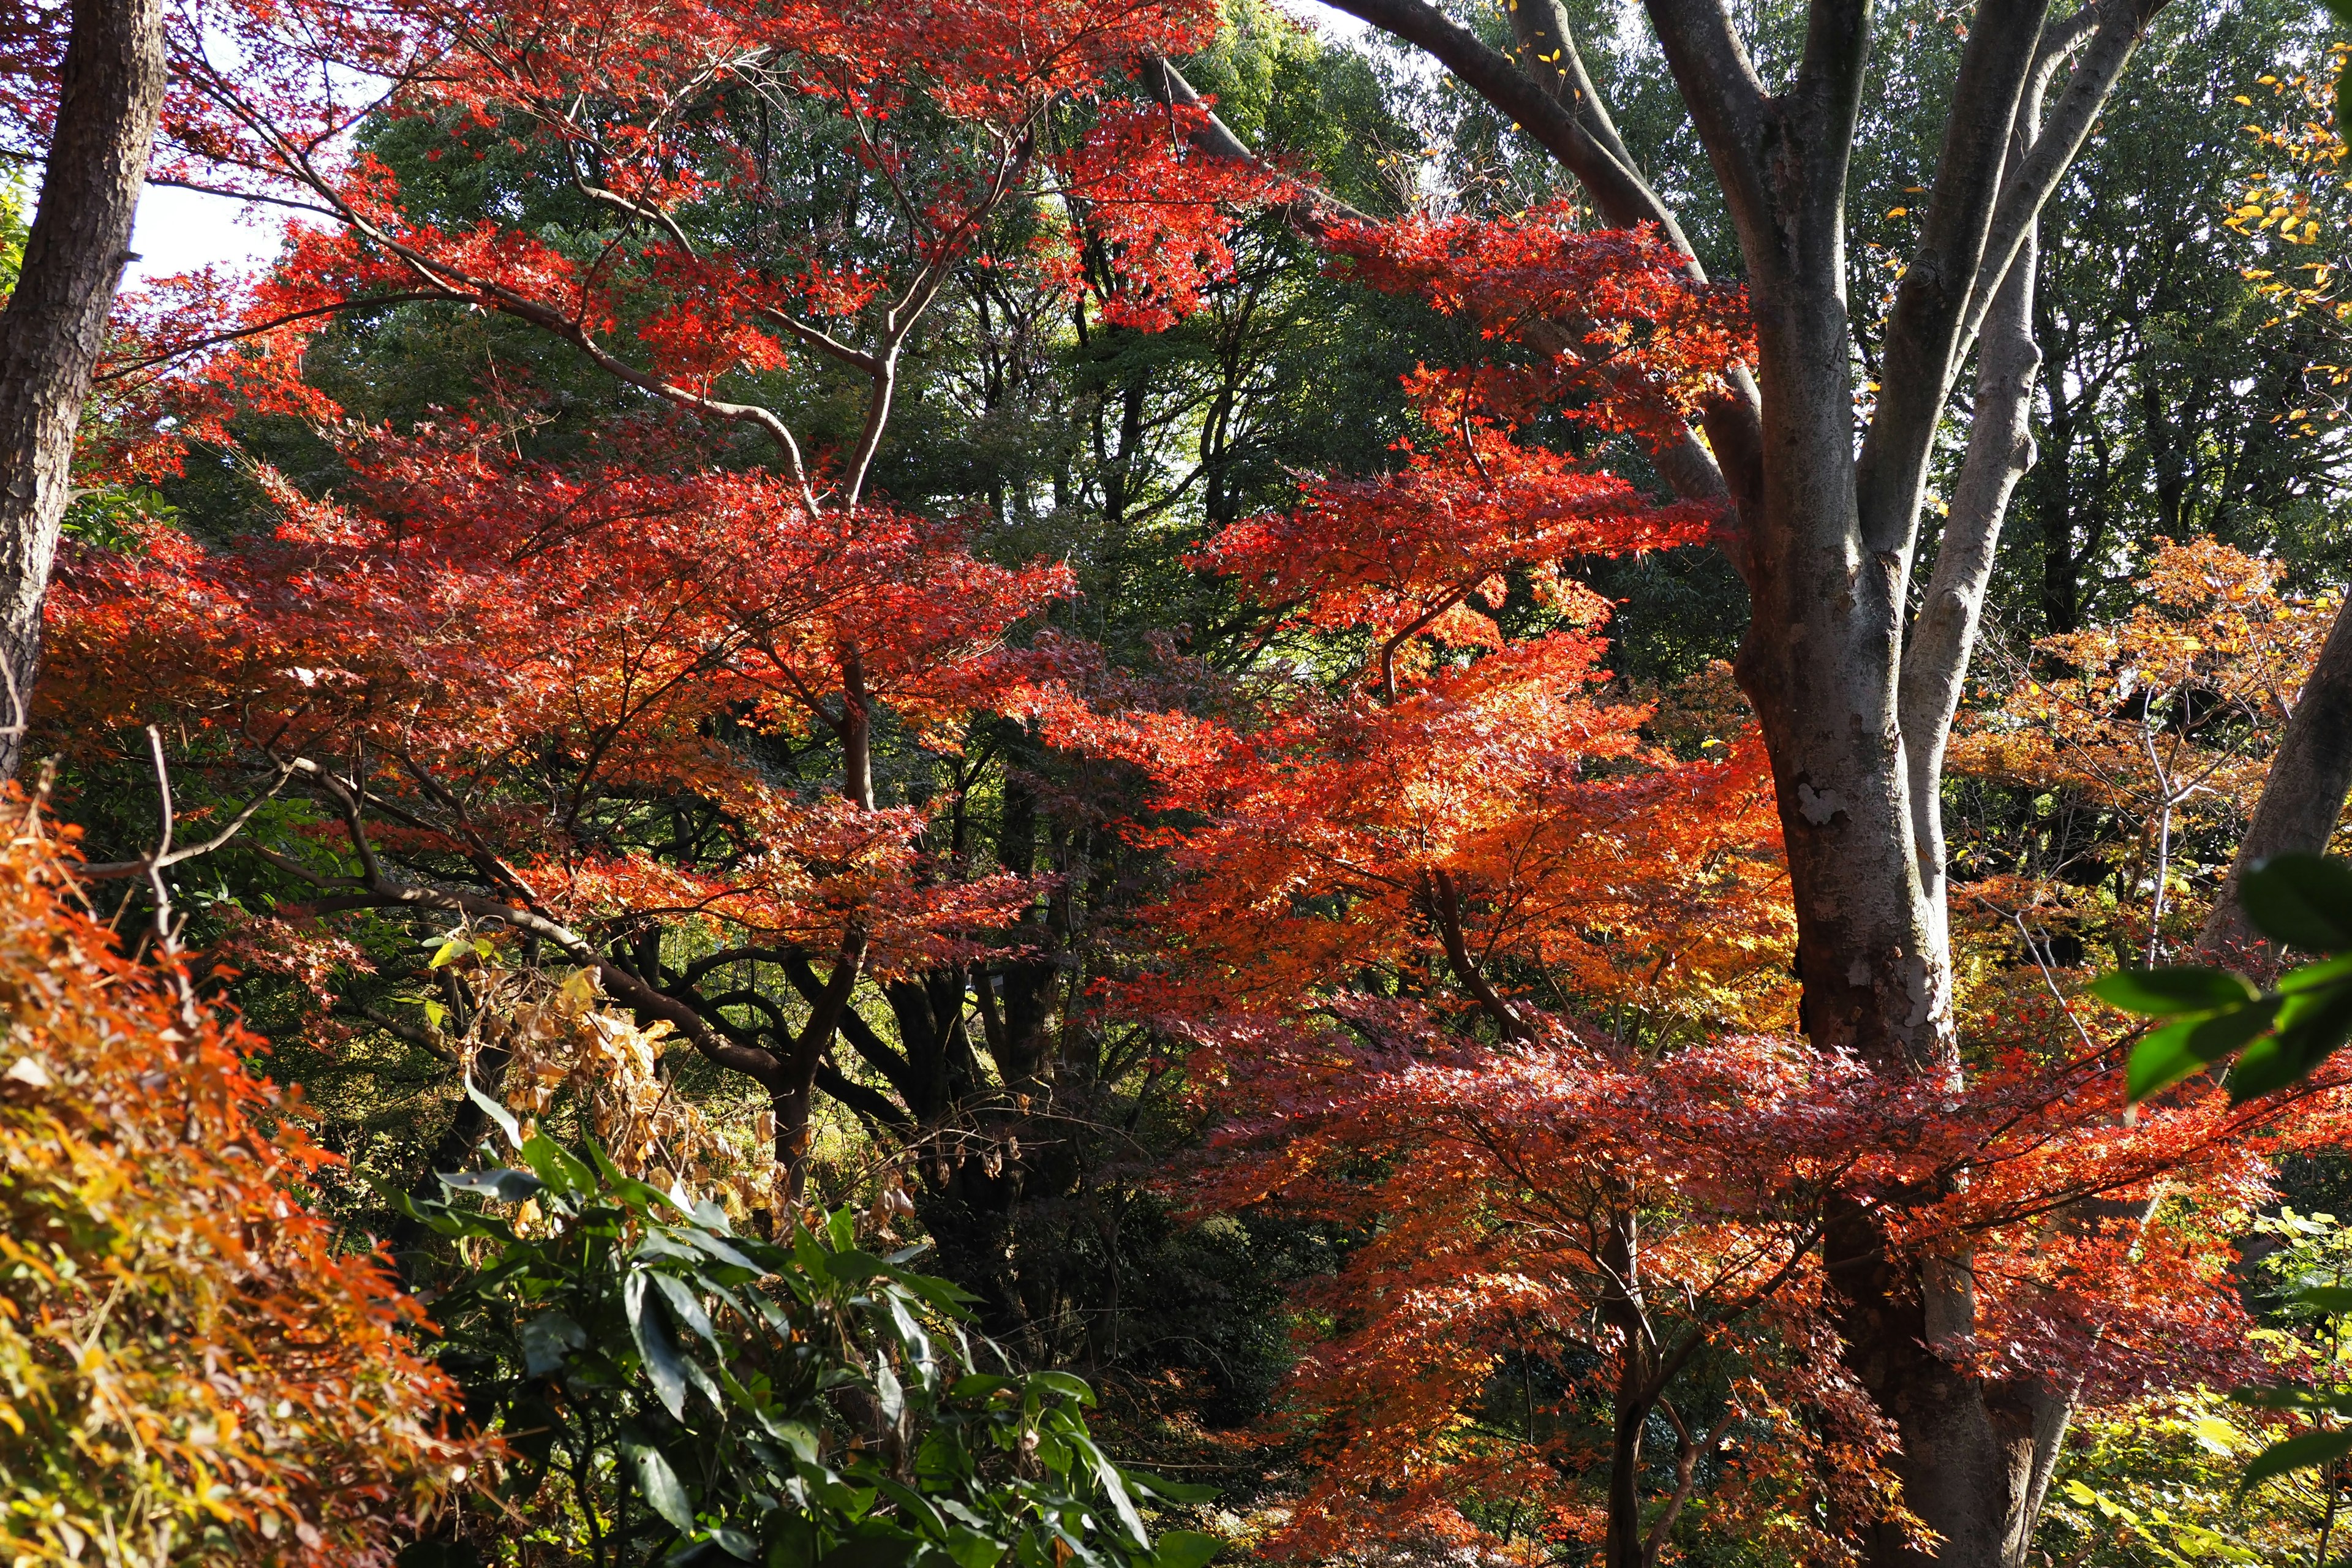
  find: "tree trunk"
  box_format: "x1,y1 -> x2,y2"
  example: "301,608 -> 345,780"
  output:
2198,594 -> 2352,966
0,0 -> 168,775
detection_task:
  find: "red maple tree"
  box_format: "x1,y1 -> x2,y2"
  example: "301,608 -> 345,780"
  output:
1021,201 -> 2352,1565
45,0 -> 1285,1204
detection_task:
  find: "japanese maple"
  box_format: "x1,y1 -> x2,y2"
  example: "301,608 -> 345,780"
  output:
42,0 -> 1291,1219
1019,203 -> 2352,1566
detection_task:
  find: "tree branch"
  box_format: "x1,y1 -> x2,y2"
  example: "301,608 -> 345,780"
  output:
1854,0 -> 2054,554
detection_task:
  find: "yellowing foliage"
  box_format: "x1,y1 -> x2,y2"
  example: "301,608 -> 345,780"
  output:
0,797 -> 485,1566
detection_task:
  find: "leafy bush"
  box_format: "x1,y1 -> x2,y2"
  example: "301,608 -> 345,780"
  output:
0,805 -> 482,1566
396,1082 -> 1222,1568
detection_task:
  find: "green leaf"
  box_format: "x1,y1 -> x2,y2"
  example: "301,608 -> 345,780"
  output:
884,1290 -> 934,1380
626,1272 -> 690,1420
2090,967 -> 2256,1017
519,1134 -> 597,1199
2281,952 -> 2352,995
827,1248 -> 891,1284
875,1355 -> 905,1425
1127,1471 -> 1220,1505
1023,1370 -> 1096,1408
2225,1031 -> 2319,1102
2294,1284 -> 2352,1314
712,1529 -> 759,1561
518,1310 -> 587,1377
2242,1425 -> 2352,1490
2240,855 -> 2352,952
632,1442 -> 696,1532
2127,999 -> 2285,1102
941,1529 -> 1007,1568
652,1270 -> 721,1351
948,1374 -> 1016,1401
1147,1532 -> 1223,1568
2275,977 -> 2352,1062
1066,1428 -> 1148,1547
465,1072 -> 524,1150
438,1167 -> 544,1204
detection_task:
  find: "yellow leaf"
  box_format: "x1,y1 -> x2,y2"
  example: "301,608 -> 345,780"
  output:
1887,206 -> 1908,218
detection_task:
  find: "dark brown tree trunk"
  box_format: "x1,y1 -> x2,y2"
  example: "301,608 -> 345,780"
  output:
2199,594 -> 2352,967
0,0 -> 168,775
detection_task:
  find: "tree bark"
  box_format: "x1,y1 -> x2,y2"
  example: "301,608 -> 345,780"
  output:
0,0 -> 168,775
2197,593 -> 2352,965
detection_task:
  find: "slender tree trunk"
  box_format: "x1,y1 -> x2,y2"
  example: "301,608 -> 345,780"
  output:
0,0 -> 168,774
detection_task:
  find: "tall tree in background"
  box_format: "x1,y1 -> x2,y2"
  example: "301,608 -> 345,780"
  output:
0,0 -> 166,776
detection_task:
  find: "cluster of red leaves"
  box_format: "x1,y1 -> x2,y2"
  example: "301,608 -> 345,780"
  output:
0,803 -> 485,1564
45,421 -> 1063,976
1324,206 -> 1754,443
1177,993 -> 2342,1559
1053,102 -> 1298,330
74,0 -> 1266,491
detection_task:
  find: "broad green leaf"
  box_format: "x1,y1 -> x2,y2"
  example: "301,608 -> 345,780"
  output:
2090,967 -> 2256,1017
437,1167 -> 544,1204
2242,1424 -> 2352,1490
2294,1284 -> 2352,1314
2241,854 -> 2352,952
519,1134 -> 596,1199
1146,1532 -> 1222,1568
873,1478 -> 947,1536
2274,978 -> 2352,1060
631,1442 -> 696,1532
2225,1031 -> 2319,1102
1025,1370 -> 1096,1408
2127,999 -> 2284,1102
1127,1471 -> 1219,1505
875,1355 -> 905,1424
1065,1427 -> 1148,1547
518,1309 -> 587,1377
652,1270 -> 721,1351
712,1528 -> 758,1561
949,1374 -> 1016,1401
2281,952 -> 2352,994
941,1528 -> 1007,1568
465,1072 -> 524,1149
885,1289 -> 935,1379
828,1248 -> 892,1284
681,1226 -> 764,1274
625,1272 -> 690,1420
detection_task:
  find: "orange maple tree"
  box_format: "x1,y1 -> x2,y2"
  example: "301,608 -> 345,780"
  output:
0,788 -> 485,1566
